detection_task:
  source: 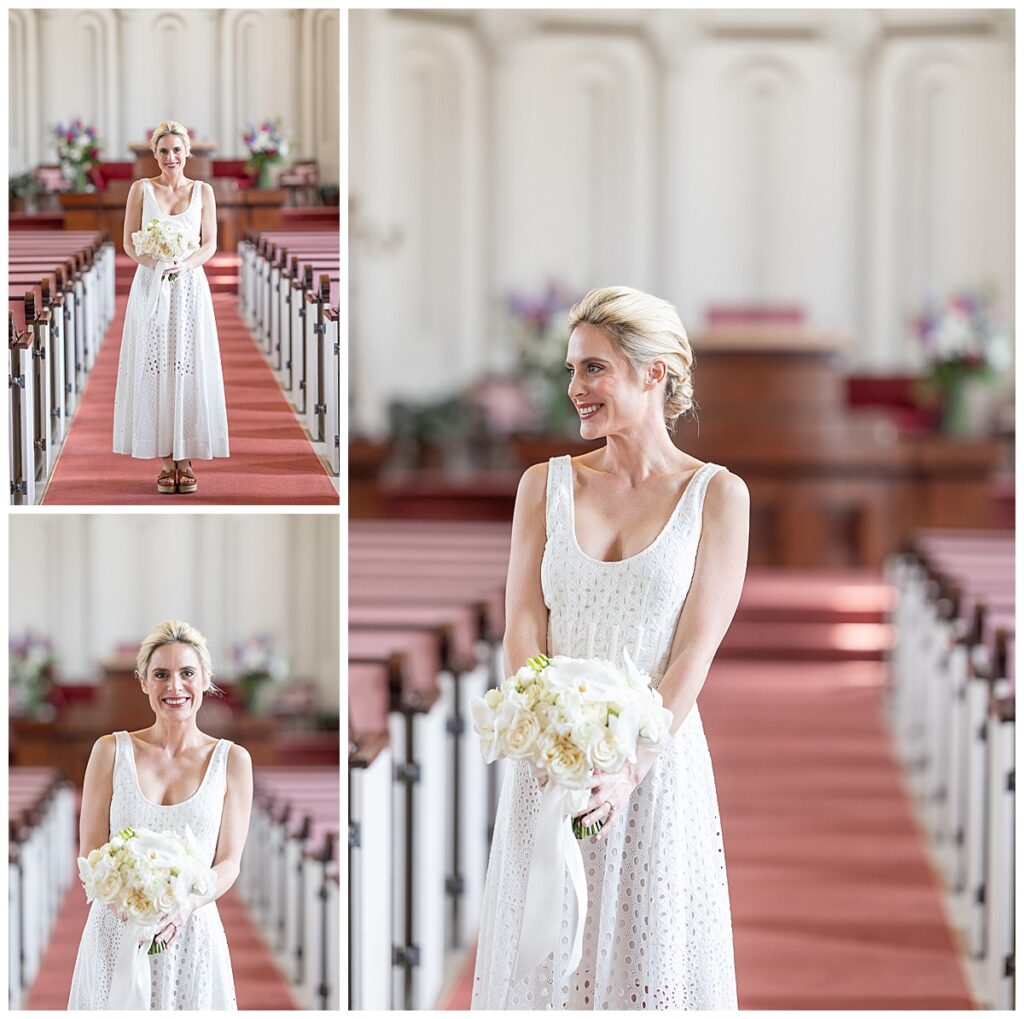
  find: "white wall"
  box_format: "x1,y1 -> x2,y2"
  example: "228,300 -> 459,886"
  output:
8,8 -> 340,183
349,9 -> 1014,435
9,514 -> 340,709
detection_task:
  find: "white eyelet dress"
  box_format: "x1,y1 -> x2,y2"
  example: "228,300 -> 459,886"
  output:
472,456 -> 738,1010
67,731 -> 238,1010
113,179 -> 230,460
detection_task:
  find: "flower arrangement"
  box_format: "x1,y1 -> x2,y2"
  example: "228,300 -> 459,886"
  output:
9,633 -> 56,719
242,119 -> 291,188
471,651 -> 673,837
913,288 -> 1012,436
131,218 -> 198,281
505,282 -> 581,435
78,825 -> 216,955
472,651 -> 674,979
53,119 -> 103,192
233,635 -> 287,712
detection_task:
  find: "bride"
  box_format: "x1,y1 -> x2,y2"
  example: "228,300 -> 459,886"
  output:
113,120 -> 230,495
68,620 -> 252,1010
472,286 -> 748,1009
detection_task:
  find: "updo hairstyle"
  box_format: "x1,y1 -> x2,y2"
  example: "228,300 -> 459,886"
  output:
149,120 -> 192,157
135,619 -> 223,696
567,286 -> 695,430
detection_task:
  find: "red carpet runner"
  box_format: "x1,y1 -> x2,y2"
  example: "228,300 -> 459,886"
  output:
25,882 -> 298,1009
42,292 -> 337,505
443,575 -> 974,1009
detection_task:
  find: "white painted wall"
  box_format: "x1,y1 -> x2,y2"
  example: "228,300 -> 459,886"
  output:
9,514 -> 340,709
349,9 -> 1013,435
9,8 -> 340,183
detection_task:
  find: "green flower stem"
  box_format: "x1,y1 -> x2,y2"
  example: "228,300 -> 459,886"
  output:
572,817 -> 602,840
148,937 -> 167,956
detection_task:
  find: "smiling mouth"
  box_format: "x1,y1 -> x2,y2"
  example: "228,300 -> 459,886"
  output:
162,696 -> 191,707
577,403 -> 603,420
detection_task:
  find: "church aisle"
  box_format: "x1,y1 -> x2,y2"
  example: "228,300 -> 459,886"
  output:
24,880 -> 298,1010
441,572 -> 974,1009
41,285 -> 337,505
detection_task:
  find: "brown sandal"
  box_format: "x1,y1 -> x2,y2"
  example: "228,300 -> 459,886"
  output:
157,468 -> 177,494
177,465 -> 197,494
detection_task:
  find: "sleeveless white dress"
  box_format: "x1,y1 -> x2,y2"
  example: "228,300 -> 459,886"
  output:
113,178 -> 230,460
68,731 -> 238,1010
472,456 -> 738,1010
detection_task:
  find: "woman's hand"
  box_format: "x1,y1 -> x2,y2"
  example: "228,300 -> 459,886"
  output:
573,752 -> 657,842
153,899 -> 196,950
161,260 -> 185,281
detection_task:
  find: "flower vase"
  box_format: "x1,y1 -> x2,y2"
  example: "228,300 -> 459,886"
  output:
257,163 -> 274,189
940,380 -> 970,439
73,166 -> 89,193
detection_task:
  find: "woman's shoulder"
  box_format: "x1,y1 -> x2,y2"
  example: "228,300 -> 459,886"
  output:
89,732 -> 120,765
225,741 -> 253,773
703,465 -> 749,517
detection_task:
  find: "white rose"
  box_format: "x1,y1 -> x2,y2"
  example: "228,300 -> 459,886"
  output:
497,706 -> 540,759
590,730 -> 627,774
540,732 -> 591,790
95,870 -> 124,903
570,703 -> 606,753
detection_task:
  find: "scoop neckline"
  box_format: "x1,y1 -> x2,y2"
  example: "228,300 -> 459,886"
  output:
566,458 -> 711,566
145,177 -> 198,218
123,731 -> 223,808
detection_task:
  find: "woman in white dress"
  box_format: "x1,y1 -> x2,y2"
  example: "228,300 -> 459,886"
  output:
473,287 -> 749,1009
68,620 -> 253,1010
113,120 -> 230,495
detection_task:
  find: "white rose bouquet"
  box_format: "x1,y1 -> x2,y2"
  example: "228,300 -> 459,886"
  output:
471,651 -> 673,979
78,825 -> 216,1008
131,218 -> 198,283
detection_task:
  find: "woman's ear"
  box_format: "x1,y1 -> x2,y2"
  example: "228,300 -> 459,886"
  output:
647,359 -> 668,387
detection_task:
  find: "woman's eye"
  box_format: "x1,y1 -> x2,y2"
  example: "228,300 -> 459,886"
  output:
588,365 -> 601,374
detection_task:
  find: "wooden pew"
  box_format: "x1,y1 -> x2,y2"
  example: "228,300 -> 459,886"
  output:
9,768 -> 76,1008
886,530 -> 1014,1008
348,520 -> 513,1008
236,230 -> 339,474
241,767 -> 339,1010
349,665 -> 392,1010
8,230 -> 115,503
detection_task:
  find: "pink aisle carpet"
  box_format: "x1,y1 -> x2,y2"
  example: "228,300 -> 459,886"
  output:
41,293 -> 337,505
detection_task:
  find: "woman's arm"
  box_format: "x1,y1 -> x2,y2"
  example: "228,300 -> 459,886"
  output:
180,182 -> 218,272
79,734 -> 116,857
122,181 -> 158,269
155,743 -> 253,949
502,462 -> 551,677
577,469 -> 750,837
652,468 -> 750,734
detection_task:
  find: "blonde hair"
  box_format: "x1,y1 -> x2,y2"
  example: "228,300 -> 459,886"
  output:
567,286 -> 695,430
135,620 -> 222,696
149,120 -> 191,157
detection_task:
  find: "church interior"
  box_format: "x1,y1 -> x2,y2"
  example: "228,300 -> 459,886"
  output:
348,9 -> 1014,1011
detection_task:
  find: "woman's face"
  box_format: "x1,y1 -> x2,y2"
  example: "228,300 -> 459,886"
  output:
566,323 -> 660,440
155,134 -> 188,175
141,642 -> 207,722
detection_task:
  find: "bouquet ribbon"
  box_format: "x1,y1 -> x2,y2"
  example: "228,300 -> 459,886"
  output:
107,920 -> 156,1010
515,783 -> 590,982
143,261 -> 173,330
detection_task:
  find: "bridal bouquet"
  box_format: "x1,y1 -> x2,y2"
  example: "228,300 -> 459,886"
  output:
471,651 -> 673,979
132,218 -> 197,282
79,825 -> 216,955
79,825 -> 215,1007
